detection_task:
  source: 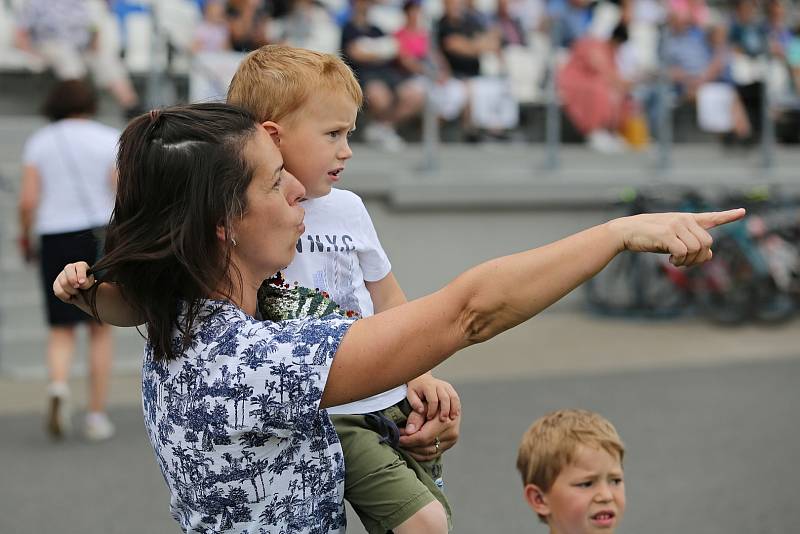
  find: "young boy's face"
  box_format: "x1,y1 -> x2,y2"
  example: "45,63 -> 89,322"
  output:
525,445 -> 625,534
277,92 -> 358,199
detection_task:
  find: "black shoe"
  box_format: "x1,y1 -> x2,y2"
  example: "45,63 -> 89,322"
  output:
463,130 -> 483,143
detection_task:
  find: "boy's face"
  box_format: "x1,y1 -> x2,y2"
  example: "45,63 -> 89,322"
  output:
276,92 -> 357,199
525,445 -> 625,534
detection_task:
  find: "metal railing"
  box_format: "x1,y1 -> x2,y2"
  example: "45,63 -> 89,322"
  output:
133,6 -> 786,176
411,16 -> 784,176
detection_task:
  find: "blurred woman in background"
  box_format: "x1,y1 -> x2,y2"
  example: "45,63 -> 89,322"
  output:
18,80 -> 118,441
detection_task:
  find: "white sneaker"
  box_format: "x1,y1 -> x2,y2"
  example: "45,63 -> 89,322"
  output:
364,123 -> 406,152
587,130 -> 625,154
84,412 -> 115,441
364,122 -> 386,144
380,126 -> 406,152
46,382 -> 71,439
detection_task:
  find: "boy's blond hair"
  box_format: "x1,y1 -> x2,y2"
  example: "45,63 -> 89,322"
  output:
227,45 -> 363,124
516,409 -> 625,492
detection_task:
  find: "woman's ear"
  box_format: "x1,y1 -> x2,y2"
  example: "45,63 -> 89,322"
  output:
261,121 -> 282,146
216,223 -> 228,244
523,483 -> 550,518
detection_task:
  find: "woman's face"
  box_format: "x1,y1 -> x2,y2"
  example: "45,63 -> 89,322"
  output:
230,127 -> 306,284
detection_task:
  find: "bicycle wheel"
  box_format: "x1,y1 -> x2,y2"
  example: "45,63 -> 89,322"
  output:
752,277 -> 796,323
585,251 -> 689,318
692,238 -> 753,325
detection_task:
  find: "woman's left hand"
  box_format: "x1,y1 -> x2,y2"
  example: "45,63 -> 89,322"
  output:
399,411 -> 461,462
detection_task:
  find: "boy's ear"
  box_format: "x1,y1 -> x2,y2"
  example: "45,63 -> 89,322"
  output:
261,121 -> 282,146
523,483 -> 550,517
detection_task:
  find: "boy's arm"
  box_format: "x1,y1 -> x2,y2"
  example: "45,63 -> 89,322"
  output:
366,272 -> 462,422
364,272 -> 407,313
53,261 -> 144,326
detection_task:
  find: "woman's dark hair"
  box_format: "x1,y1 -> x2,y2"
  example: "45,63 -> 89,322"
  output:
42,79 -> 98,121
89,103 -> 259,362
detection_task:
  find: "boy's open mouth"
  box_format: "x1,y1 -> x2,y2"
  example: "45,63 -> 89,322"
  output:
590,510 -> 615,526
591,510 -> 617,526
327,168 -> 343,179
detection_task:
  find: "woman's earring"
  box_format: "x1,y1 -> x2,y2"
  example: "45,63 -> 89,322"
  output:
231,238 -> 238,247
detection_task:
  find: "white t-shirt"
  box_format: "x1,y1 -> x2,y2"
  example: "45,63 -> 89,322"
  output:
281,188 -> 407,415
22,118 -> 119,235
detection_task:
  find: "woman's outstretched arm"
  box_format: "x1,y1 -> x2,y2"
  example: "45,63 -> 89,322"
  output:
320,210 -> 744,408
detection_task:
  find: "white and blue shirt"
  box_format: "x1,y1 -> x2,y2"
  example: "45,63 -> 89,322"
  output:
142,299 -> 355,533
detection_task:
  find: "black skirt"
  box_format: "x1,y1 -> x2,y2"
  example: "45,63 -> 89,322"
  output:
39,227 -> 104,326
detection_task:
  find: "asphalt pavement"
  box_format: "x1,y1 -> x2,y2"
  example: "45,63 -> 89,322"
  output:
1,350 -> 798,534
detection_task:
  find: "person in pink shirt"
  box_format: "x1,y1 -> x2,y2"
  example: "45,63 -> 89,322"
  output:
394,0 -> 430,77
559,24 -> 636,153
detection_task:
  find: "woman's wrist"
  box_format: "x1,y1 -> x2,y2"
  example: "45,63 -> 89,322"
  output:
603,217 -> 630,255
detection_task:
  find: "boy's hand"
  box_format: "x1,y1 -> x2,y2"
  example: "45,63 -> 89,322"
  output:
53,261 -> 95,303
406,374 -> 461,425
609,209 -> 745,267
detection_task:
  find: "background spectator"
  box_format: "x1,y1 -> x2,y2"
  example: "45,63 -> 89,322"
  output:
17,80 -> 118,442
192,0 -> 231,53
730,0 -> 767,58
341,0 -> 425,150
668,0 -> 710,29
394,0 -> 430,78
729,0 -> 767,137
790,21 -> 800,92
227,0 -> 271,52
764,0 -> 797,98
438,0 -> 499,80
558,24 -> 635,153
437,0 -> 502,140
644,8 -> 750,144
276,0 -> 341,53
13,0 -> 140,118
508,0 -> 548,34
664,9 -> 725,101
547,0 -> 594,48
765,0 -> 794,58
494,0 -> 529,48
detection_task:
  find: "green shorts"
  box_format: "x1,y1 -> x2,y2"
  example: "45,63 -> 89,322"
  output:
331,400 -> 453,533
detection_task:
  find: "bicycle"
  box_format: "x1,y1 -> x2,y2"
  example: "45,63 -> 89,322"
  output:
585,187 -> 799,324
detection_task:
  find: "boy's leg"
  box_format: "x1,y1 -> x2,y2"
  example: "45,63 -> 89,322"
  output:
393,501 -> 447,534
332,412 -> 452,533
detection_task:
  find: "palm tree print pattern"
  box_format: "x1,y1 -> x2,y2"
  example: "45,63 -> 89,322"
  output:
142,299 -> 355,533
